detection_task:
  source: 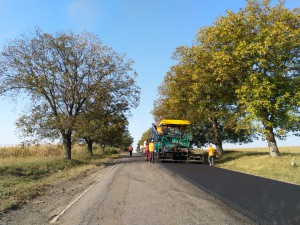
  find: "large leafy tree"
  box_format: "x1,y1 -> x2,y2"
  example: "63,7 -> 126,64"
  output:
0,28 -> 140,159
187,9 -> 257,153
91,115 -> 130,154
153,44 -> 254,154
153,62 -> 193,122
137,128 -> 152,149
211,0 -> 300,156
74,83 -> 136,157
75,109 -> 129,157
153,0 -> 299,157
117,128 -> 134,151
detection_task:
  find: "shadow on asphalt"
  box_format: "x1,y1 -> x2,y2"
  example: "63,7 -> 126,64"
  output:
117,153 -> 148,163
161,162 -> 300,225
120,153 -> 145,159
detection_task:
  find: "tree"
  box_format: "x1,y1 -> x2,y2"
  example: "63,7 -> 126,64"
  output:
75,109 -> 129,157
73,84 -> 136,157
153,44 -> 254,153
93,114 -> 129,154
117,128 -> 134,151
211,0 -> 300,156
0,28 -> 140,159
155,0 -> 300,157
137,128 -> 152,149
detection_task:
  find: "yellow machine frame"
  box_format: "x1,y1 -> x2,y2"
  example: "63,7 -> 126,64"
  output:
158,119 -> 190,126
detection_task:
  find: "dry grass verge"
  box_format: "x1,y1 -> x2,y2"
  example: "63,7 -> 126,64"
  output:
216,146 -> 300,185
0,144 -> 120,212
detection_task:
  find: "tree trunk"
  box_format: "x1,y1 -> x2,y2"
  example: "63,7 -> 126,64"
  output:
212,118 -> 223,155
87,139 -> 93,157
264,125 -> 280,157
62,131 -> 72,160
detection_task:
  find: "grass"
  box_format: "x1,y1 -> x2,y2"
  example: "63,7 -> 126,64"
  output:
0,144 -> 121,212
215,146 -> 300,185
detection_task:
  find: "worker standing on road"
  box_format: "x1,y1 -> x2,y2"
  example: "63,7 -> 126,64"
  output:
145,142 -> 150,161
208,145 -> 215,166
149,141 -> 155,163
129,145 -> 133,157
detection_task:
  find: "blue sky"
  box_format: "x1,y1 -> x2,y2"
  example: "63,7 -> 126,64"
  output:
0,0 -> 299,148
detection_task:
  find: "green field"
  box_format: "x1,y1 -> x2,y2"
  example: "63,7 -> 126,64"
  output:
216,146 -> 300,185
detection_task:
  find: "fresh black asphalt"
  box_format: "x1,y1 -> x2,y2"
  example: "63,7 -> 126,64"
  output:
161,162 -> 300,225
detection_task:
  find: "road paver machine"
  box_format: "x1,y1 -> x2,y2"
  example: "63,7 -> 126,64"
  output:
153,119 -> 205,162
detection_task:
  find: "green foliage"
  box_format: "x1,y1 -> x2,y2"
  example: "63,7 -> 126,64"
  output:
232,1 -> 300,131
74,101 -> 132,156
137,128 -> 152,148
152,0 -> 300,156
0,28 -> 140,159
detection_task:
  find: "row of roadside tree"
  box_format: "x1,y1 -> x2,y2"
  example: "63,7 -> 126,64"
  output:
150,0 -> 300,157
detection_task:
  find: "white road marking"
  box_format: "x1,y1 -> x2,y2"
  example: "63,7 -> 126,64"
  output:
50,164 -> 118,224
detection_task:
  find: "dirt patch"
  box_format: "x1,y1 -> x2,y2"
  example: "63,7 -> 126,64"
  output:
0,157 -> 118,225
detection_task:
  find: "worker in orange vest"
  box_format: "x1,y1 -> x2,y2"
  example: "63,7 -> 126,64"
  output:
208,145 -> 215,166
129,145 -> 133,157
145,143 -> 150,161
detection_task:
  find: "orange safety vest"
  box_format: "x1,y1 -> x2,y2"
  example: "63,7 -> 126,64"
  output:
129,146 -> 133,151
208,146 -> 215,156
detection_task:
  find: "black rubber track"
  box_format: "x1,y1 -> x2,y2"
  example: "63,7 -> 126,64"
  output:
161,163 -> 300,225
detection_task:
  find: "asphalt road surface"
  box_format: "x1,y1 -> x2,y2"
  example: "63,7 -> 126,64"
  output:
162,160 -> 300,225
51,154 -> 254,225
2,153 -> 298,225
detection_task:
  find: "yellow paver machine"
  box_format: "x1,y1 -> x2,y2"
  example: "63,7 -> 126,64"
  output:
152,119 -> 206,162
